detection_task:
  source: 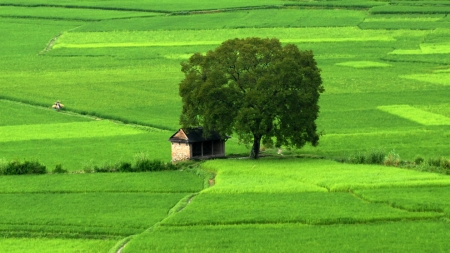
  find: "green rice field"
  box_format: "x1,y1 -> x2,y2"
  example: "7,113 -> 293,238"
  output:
0,0 -> 449,252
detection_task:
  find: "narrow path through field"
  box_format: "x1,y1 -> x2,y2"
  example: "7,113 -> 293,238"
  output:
113,175 -> 213,253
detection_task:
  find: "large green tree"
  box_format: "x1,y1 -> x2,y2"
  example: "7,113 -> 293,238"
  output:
179,37 -> 324,159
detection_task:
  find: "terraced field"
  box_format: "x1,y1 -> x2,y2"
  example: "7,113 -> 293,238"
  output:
0,0 -> 449,252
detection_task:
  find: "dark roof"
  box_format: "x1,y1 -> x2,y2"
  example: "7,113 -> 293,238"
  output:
169,128 -> 228,143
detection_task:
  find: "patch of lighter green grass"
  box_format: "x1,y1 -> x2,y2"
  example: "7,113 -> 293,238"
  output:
364,17 -> 443,22
121,221 -> 450,253
0,120 -> 145,142
335,61 -> 391,68
377,105 -> 450,125
163,53 -> 194,60
202,158 -> 450,193
400,72 -> 450,86
52,27 -> 399,49
389,43 -> 450,54
415,103 -> 450,118
0,238 -> 116,253
434,68 -> 450,73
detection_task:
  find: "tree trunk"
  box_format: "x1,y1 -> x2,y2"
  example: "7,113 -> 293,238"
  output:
250,134 -> 262,159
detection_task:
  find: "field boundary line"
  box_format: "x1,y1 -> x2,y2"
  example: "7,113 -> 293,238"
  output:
0,3 -> 170,14
349,190 -> 445,214
0,98 -> 174,132
159,215 -> 443,228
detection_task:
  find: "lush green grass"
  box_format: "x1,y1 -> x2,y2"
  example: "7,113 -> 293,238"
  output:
201,159 -> 450,193
0,171 -> 204,193
378,105 -> 450,125
1,2 -> 450,252
0,0 -> 284,12
162,192 -> 441,226
355,186 -> 450,214
123,221 -> 450,253
124,157 -> 450,252
0,99 -> 91,126
0,6 -> 163,21
0,171 -> 204,241
0,192 -> 188,236
0,238 -> 117,253
76,9 -> 367,31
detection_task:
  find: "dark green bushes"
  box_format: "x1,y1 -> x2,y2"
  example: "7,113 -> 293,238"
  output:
52,164 -> 68,174
89,160 -> 178,173
337,149 -> 386,165
0,159 -> 47,175
84,154 -> 179,173
336,151 -> 450,175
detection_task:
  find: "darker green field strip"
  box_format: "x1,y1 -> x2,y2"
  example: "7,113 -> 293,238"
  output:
0,192 -> 189,237
360,20 -> 450,30
0,172 -> 204,193
124,220 -> 450,252
0,133 -> 173,171
0,224 -> 131,239
370,6 -> 450,15
0,0 -> 284,13
307,127 -> 450,159
0,99 -> 92,126
75,9 -> 366,32
0,6 -> 164,22
161,192 -> 442,226
354,186 -> 450,215
383,53 -> 450,65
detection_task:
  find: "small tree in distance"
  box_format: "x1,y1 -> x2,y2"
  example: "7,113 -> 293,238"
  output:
179,37 -> 324,159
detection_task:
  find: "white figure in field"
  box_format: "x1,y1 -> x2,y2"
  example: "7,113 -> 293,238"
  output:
52,100 -> 64,111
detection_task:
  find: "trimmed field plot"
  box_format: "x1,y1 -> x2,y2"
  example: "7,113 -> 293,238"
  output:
124,157 -> 450,252
0,172 -> 204,193
52,27 -> 398,49
76,9 -> 367,31
0,171 -> 204,246
355,186 -> 450,214
401,72 -> 450,86
0,99 -> 91,126
0,120 -> 144,142
0,0 -> 284,12
0,238 -> 116,253
360,14 -> 448,30
0,6 -> 162,21
378,105 -> 450,125
0,192 -> 188,236
202,159 -> 450,193
124,221 -> 450,253
162,192 -> 441,226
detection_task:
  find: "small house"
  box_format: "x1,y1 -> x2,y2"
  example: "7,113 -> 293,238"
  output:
169,128 -> 228,162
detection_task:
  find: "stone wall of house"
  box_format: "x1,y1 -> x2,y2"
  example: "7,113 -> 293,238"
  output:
171,142 -> 191,162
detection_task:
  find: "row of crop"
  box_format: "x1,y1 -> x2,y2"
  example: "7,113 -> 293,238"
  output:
0,155 -> 178,175
370,6 -> 450,14
0,192 -> 188,238
335,149 -> 450,175
161,192 -> 441,226
124,220 -> 450,252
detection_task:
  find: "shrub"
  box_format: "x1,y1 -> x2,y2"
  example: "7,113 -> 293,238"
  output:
427,157 -> 441,167
414,156 -> 424,165
384,150 -> 401,167
94,162 -> 119,173
118,161 -> 133,172
0,158 -> 7,174
366,150 -> 385,164
0,159 -> 47,175
440,157 -> 450,169
338,150 -> 386,165
52,164 -> 68,174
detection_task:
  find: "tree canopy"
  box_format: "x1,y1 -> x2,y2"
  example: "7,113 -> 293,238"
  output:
179,37 -> 324,159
